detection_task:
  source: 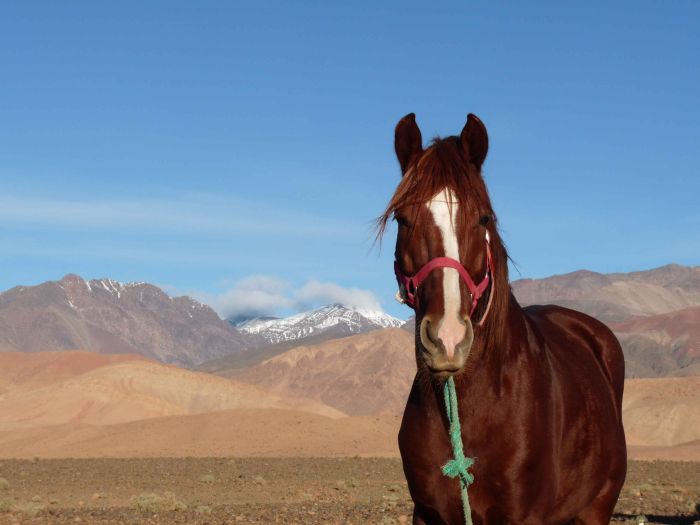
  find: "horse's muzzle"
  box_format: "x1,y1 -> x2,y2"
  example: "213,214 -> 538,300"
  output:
419,315 -> 474,375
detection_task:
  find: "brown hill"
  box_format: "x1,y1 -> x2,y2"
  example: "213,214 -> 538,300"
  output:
0,409 -> 401,459
614,306 -> 700,351
0,350 -> 697,460
227,329 -> 700,459
1,406 -> 697,461
623,376 -> 700,448
627,440 -> 700,462
0,370 -> 696,460
196,330 -> 357,373
612,307 -> 700,377
0,350 -> 146,392
0,274 -> 248,367
0,351 -> 341,431
511,264 -> 700,323
231,328 -> 415,416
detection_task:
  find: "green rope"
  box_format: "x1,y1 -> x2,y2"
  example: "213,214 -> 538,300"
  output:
441,376 -> 475,525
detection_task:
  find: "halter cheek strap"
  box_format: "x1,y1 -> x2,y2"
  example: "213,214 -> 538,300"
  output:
394,232 -> 494,327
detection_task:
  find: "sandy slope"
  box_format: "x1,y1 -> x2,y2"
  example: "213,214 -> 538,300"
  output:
0,351 -> 342,431
1,350 -> 699,460
1,404 -> 697,460
622,375 -> 700,447
231,328 -> 416,416
0,409 -> 401,458
0,350 -> 146,391
627,440 -> 700,462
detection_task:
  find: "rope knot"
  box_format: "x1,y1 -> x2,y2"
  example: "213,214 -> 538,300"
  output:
441,456 -> 474,486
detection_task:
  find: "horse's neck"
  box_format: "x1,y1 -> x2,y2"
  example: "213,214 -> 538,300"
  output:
456,293 -> 529,394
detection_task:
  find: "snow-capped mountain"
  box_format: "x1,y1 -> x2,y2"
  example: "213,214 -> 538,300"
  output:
233,304 -> 405,347
0,274 -> 248,367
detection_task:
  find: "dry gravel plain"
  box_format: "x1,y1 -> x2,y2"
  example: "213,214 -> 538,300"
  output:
0,458 -> 697,524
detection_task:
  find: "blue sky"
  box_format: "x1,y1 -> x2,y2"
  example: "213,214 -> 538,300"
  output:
1,1 -> 698,319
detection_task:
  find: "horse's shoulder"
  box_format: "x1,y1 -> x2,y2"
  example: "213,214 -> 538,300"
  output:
521,303 -> 625,403
522,303 -> 615,339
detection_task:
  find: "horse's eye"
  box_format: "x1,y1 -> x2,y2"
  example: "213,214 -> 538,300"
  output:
479,215 -> 491,226
396,216 -> 411,228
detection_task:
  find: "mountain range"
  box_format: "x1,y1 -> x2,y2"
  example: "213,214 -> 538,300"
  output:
0,275 -> 404,368
197,303 -> 407,371
1,264 -> 698,376
511,264 -> 700,377
0,274 -> 247,367
0,264 -> 698,460
233,303 -> 403,345
511,264 -> 700,323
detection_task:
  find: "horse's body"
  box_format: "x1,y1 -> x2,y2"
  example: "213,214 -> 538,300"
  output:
400,298 -> 626,524
380,113 -> 626,524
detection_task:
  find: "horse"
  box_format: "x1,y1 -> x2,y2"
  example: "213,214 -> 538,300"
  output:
376,113 -> 627,524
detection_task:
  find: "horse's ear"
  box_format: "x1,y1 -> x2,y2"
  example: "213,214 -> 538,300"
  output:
394,113 -> 423,175
460,113 -> 489,170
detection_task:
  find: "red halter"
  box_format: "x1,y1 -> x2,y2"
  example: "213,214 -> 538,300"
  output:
394,233 -> 494,326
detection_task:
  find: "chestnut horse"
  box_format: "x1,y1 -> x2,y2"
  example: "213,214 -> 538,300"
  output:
377,113 -> 626,524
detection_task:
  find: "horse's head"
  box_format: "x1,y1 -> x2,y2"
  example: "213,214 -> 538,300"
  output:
379,113 -> 504,377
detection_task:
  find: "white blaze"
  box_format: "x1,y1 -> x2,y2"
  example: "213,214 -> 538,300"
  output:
426,188 -> 465,359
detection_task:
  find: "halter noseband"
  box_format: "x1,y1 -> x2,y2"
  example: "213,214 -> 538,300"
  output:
394,232 -> 494,326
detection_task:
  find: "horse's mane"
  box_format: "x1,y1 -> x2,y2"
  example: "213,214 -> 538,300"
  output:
375,136 -> 511,353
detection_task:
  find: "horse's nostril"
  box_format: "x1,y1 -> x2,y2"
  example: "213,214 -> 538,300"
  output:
426,320 -> 439,346
420,318 -> 444,353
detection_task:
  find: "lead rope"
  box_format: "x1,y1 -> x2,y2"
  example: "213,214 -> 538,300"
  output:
441,376 -> 475,525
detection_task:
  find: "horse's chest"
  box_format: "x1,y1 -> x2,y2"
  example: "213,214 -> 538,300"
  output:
399,392 -> 557,523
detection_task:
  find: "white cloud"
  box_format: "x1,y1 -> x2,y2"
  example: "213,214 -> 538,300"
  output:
190,276 -> 294,320
188,275 -> 384,320
295,280 -> 382,311
215,287 -> 296,320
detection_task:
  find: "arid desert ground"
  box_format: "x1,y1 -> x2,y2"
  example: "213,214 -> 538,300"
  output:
0,458 -> 698,524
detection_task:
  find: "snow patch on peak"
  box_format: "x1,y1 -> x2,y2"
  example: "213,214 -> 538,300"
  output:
235,304 -> 404,345
59,275 -> 142,294
95,278 -> 126,298
100,279 -> 121,298
185,298 -> 207,309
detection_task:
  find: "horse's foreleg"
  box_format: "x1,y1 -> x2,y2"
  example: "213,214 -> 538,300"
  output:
412,509 -> 429,525
573,477 -> 623,525
412,503 -> 450,525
